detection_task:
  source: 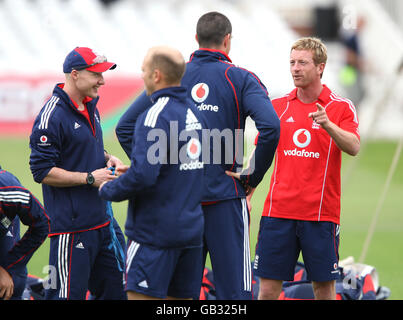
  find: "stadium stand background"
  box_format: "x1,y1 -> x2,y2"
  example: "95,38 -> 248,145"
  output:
0,0 -> 402,139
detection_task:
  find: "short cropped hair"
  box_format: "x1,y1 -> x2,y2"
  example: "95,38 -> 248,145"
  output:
291,37 -> 328,66
196,11 -> 232,47
150,53 -> 186,84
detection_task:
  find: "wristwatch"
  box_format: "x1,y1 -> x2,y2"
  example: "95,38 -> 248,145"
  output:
86,172 -> 95,186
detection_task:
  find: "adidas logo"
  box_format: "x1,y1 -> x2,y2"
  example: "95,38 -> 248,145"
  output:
285,116 -> 295,123
75,242 -> 85,249
74,122 -> 81,129
1,216 -> 11,229
185,108 -> 202,131
138,280 -> 148,288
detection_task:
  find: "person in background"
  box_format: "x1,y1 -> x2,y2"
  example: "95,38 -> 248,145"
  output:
339,16 -> 366,105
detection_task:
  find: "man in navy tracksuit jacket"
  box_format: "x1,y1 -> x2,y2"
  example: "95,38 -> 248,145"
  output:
29,47 -> 126,300
99,46 -> 205,299
115,12 -> 280,300
0,166 -> 49,300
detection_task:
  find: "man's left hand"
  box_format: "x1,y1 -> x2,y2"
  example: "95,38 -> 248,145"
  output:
106,155 -> 126,175
225,170 -> 254,196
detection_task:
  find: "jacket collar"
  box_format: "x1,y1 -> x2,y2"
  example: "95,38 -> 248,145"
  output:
53,83 -> 98,113
150,86 -> 187,104
189,48 -> 232,64
287,84 -> 332,105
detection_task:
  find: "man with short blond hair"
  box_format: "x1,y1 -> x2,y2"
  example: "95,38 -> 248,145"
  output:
292,37 -> 328,63
253,37 -> 360,300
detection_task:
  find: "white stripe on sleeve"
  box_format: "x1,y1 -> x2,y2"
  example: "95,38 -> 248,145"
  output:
144,97 -> 169,128
39,96 -> 59,129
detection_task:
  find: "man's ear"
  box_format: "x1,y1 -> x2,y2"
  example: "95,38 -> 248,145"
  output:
153,68 -> 162,83
223,33 -> 231,51
318,63 -> 326,78
70,69 -> 80,80
195,34 -> 199,44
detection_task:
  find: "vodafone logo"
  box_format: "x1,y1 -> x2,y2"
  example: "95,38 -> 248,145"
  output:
284,128 -> 319,159
38,135 -> 51,146
187,138 -> 201,160
180,138 -> 204,171
191,83 -> 209,103
191,83 -> 220,112
293,129 -> 311,148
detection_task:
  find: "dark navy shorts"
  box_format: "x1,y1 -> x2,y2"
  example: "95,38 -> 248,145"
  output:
253,217 -> 340,282
202,198 -> 252,300
125,240 -> 203,299
45,219 -> 127,300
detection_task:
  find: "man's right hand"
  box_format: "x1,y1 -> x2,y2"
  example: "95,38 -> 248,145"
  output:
0,266 -> 14,300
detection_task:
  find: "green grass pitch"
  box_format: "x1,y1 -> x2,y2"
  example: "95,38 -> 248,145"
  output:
1,135 -> 402,299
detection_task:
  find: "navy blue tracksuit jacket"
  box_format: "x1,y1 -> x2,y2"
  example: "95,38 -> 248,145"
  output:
0,168 -> 49,277
100,87 -> 205,248
116,49 -> 280,202
29,84 -> 110,235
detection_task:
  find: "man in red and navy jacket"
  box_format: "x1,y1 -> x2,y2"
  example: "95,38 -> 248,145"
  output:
0,166 -> 49,300
184,12 -> 279,300
29,47 -> 126,300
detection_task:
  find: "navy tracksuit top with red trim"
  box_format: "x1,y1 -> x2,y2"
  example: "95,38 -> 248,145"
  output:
100,87 -> 205,248
0,169 -> 49,273
183,49 -> 280,201
29,84 -> 110,235
115,49 -> 280,202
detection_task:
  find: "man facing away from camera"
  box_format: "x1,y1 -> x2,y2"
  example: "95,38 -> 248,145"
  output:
99,46 -> 206,300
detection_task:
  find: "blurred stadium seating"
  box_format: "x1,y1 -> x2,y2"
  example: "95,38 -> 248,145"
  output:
0,0 -> 401,138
